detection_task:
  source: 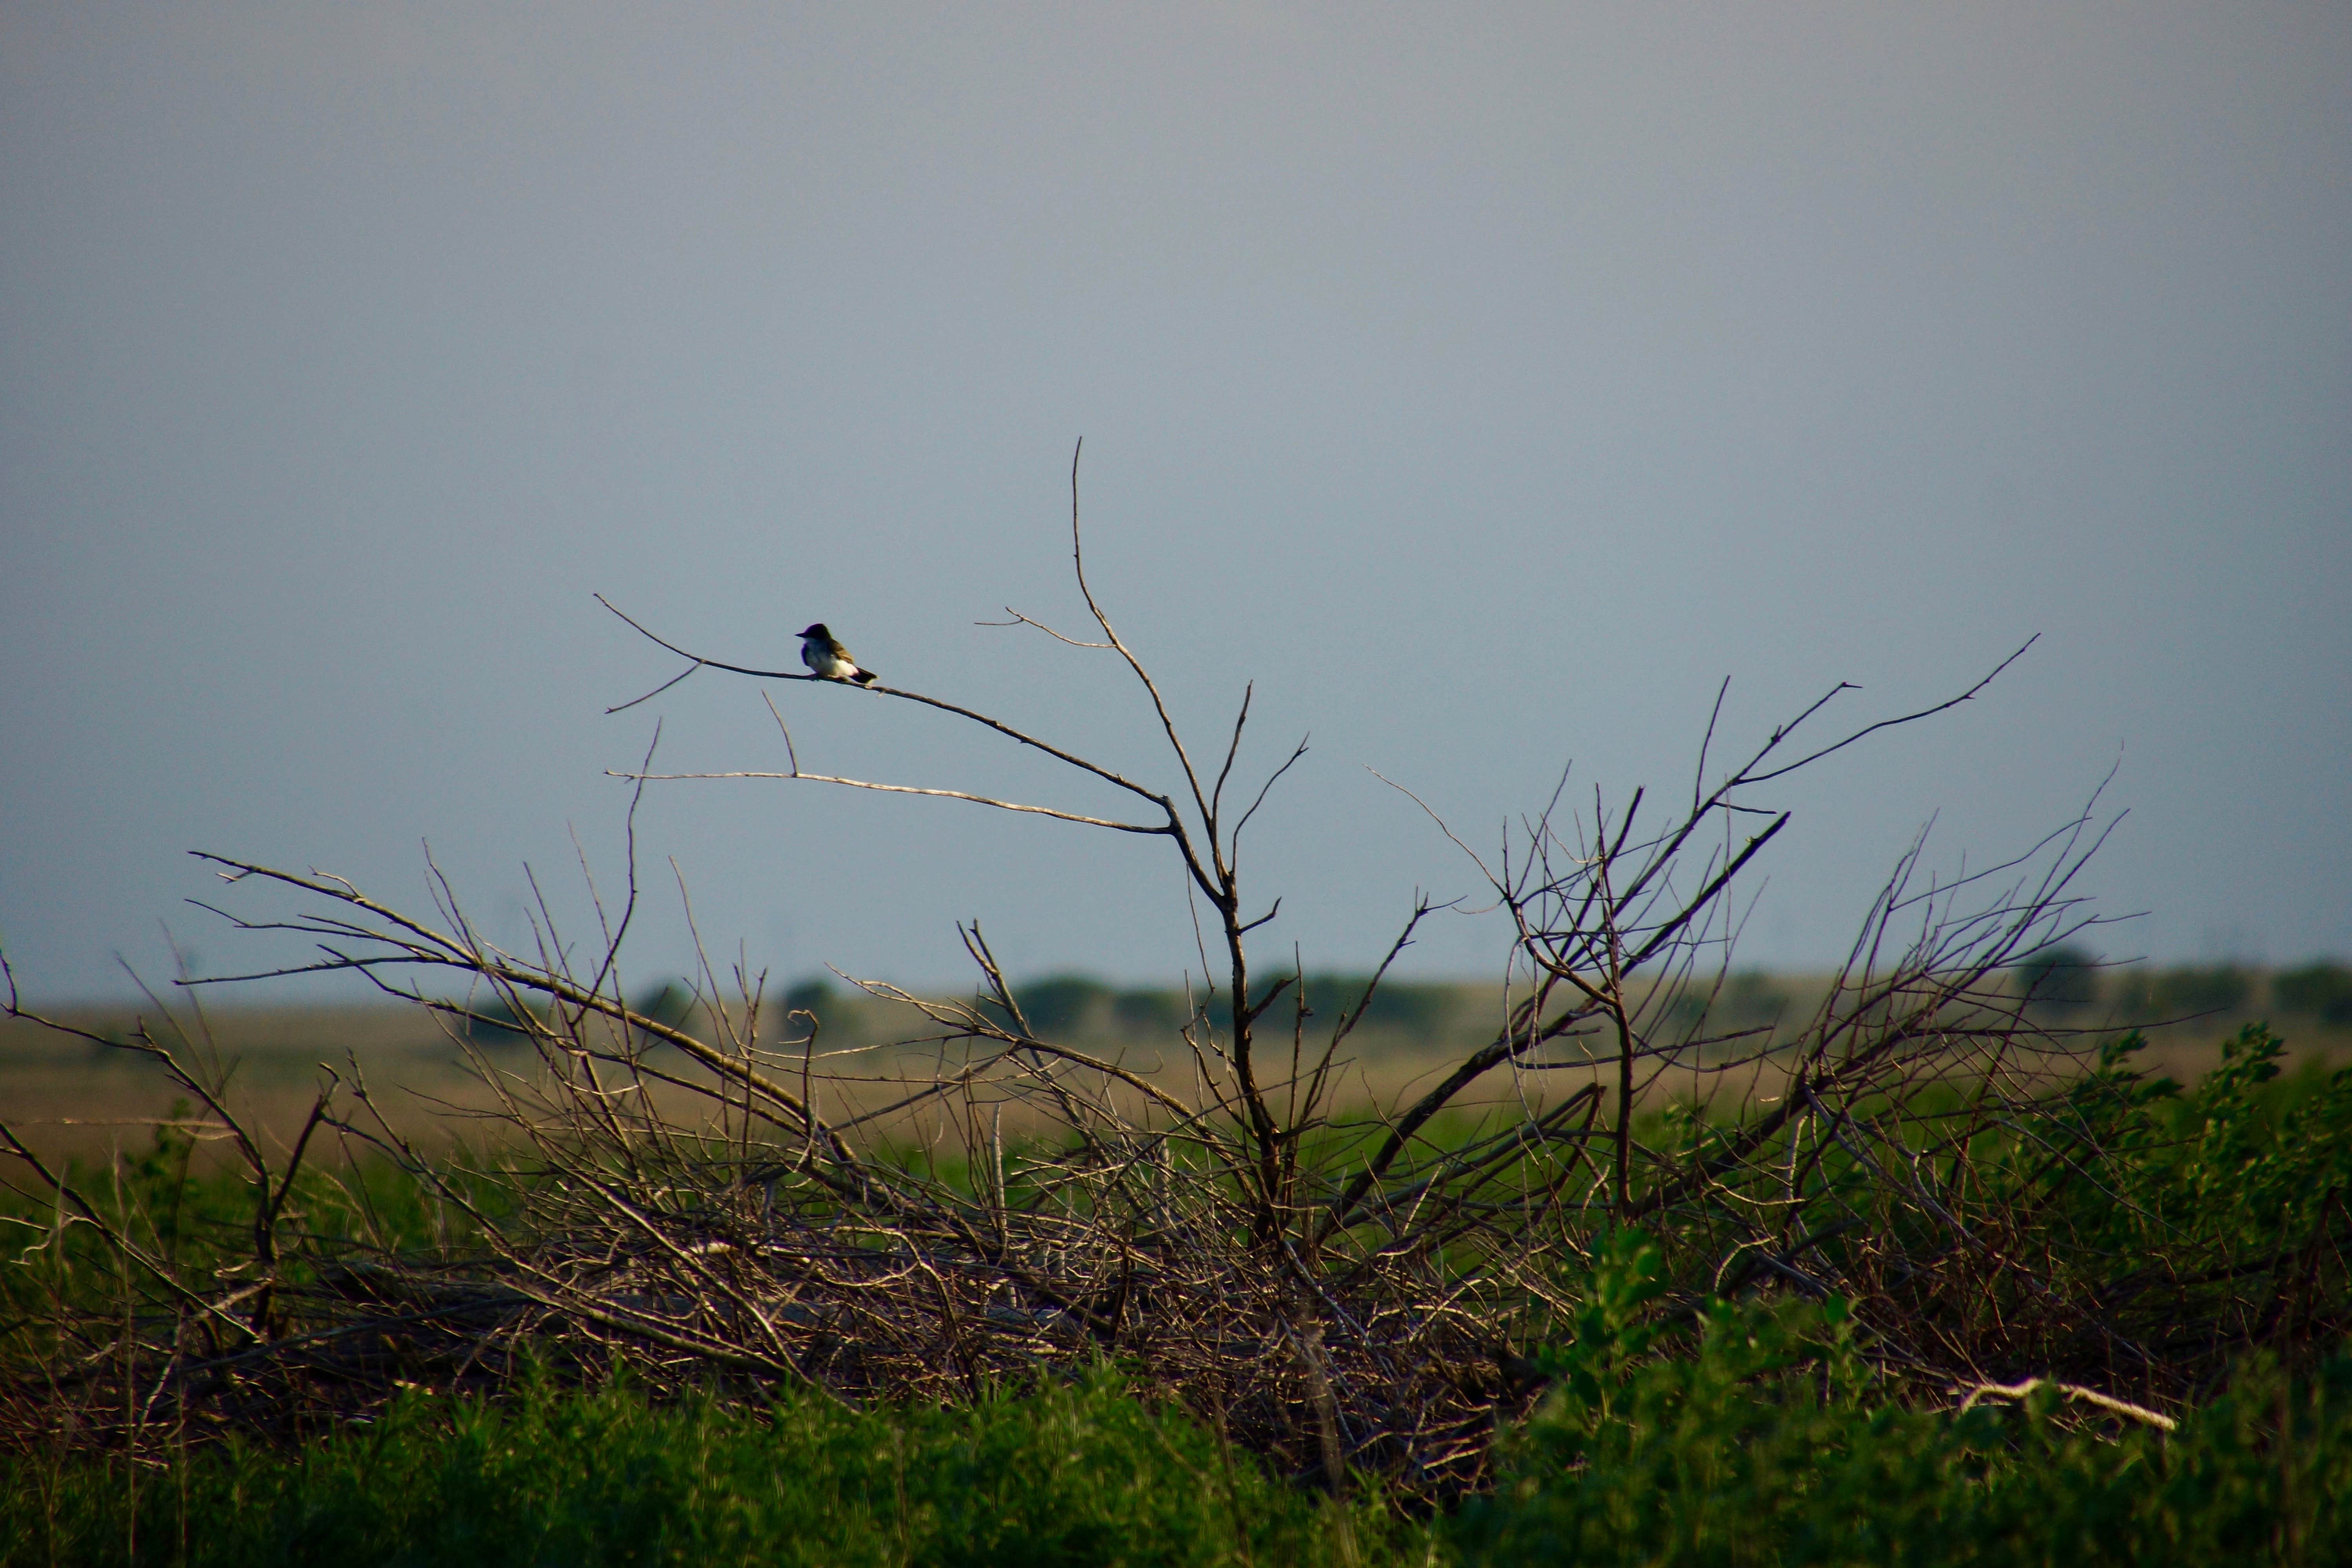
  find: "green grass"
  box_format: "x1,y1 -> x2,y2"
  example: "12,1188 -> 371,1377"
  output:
2,1372 -> 1412,1568
1454,1230 -> 2352,1566
12,1317 -> 2350,1566
13,1026 -> 2352,1565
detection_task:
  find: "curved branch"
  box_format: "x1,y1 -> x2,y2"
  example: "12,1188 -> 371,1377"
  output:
1956,1377 -> 2177,1431
183,855 -> 861,1174
980,608 -> 1114,651
1602,639 -> 2038,926
1209,683 -> 1254,824
1314,1002 -> 1602,1243
1745,636 -> 2039,788
1060,439 -> 1220,849
1231,735 -> 1309,864
595,588 -> 1224,904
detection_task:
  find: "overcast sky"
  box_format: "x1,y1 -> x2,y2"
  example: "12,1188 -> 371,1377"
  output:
4,3 -> 2347,1005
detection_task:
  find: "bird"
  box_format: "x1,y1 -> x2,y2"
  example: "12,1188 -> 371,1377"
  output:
798,623 -> 878,686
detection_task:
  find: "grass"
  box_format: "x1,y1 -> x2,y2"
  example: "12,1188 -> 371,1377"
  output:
13,519 -> 2348,1561
9,1022 -> 2352,1564
6,977 -> 2343,1169
8,1300 -> 2348,1566
2,1372 -> 1407,1567
1454,1230 -> 2352,1566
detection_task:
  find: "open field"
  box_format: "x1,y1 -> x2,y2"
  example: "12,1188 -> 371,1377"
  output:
10,959 -> 2352,1564
6,968 -> 2345,1166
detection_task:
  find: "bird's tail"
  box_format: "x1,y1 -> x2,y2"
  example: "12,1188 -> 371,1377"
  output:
852,668 -> 878,686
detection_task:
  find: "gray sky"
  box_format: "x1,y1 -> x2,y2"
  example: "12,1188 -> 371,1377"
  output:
4,3 -> 2347,1004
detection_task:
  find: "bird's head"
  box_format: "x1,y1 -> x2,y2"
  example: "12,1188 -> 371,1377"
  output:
798,623 -> 829,640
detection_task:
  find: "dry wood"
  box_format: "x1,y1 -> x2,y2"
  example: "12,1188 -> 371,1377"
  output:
12,452 -> 2313,1492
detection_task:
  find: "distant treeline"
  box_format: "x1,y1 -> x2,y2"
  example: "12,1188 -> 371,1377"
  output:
992,973 -> 1462,1037
777,971 -> 1790,1044
461,958 -> 2352,1045
455,974 -> 1466,1045
2014,949 -> 2352,1024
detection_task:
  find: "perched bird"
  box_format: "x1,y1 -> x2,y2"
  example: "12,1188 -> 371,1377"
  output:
798,623 -> 878,686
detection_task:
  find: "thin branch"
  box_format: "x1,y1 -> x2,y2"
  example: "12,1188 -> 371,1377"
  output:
1059,438 -> 1219,845
1745,637 -> 2038,787
1230,736 -> 1310,865
596,586 -> 1225,905
606,660 -> 703,715
1957,1378 -> 2177,1432
761,691 -> 801,777
606,768 -> 1171,835
979,608 -> 1114,651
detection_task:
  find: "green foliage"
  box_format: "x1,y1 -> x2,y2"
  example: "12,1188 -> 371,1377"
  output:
2157,964 -> 2256,1016
1098,975 -> 1454,1040
2047,1025 -> 2352,1278
1,1372 -> 1407,1568
1523,1229 -> 1676,1407
1028,975 -> 1454,1040
1114,987 -> 1230,1035
1458,1227 -> 2352,1566
17,1017 -> 2352,1564
0,1142 -> 505,1374
13,1152 -> 2352,1566
2275,962 -> 2352,1026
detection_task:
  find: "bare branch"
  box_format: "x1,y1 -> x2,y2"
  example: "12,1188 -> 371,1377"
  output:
1957,1378 -> 2177,1432
606,768 -> 1172,835
978,608 -> 1114,650
1745,636 -> 2039,788
1059,438 -> 1220,842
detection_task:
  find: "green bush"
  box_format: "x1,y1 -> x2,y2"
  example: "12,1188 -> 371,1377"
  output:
1456,1229 -> 2352,1567
1654,973 -> 1791,1039
1109,987 -> 1230,1035
2,1372 -> 1401,1568
1103,976 -> 1453,1040
2068,1025 -> 2352,1263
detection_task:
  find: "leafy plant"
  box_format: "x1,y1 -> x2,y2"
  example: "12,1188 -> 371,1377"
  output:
2,1371 -> 1406,1568
1459,1230 -> 2352,1567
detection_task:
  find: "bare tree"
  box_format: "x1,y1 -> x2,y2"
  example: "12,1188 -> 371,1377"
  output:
10,448 -> 2234,1495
